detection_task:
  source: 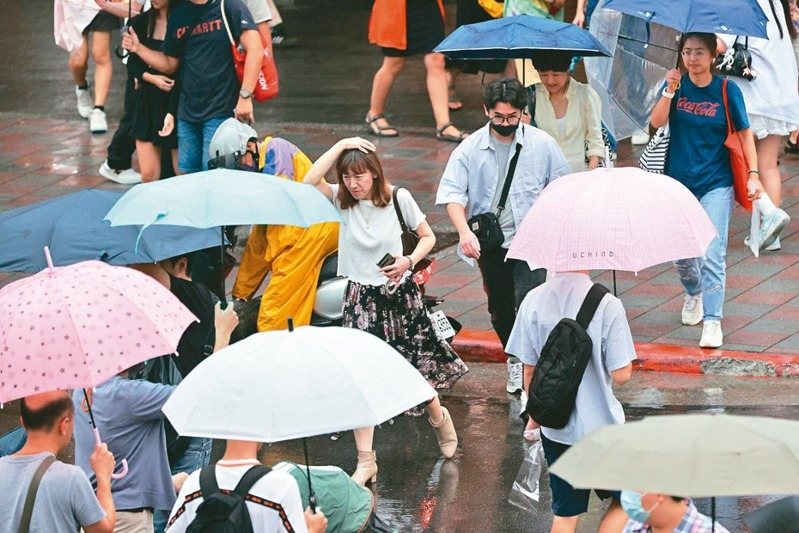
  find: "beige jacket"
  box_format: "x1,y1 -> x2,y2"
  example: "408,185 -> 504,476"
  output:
532,79 -> 604,172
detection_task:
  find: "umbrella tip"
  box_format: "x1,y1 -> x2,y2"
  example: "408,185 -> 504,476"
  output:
287,317 -> 294,332
43,246 -> 54,271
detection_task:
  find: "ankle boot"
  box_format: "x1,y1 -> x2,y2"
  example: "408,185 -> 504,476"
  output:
351,450 -> 377,486
430,406 -> 458,459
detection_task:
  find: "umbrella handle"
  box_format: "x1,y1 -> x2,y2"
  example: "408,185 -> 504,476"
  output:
93,427 -> 129,479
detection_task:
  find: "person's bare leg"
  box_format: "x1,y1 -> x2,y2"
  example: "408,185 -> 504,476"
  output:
550,515 -> 579,533
598,499 -> 628,533
425,52 -> 465,138
171,149 -> 179,176
354,426 -> 374,451
446,68 -> 463,110
68,37 -> 90,86
757,134 -> 784,206
503,59 -> 517,79
136,140 -> 162,182
91,32 -> 113,107
367,56 -> 405,133
425,394 -> 444,423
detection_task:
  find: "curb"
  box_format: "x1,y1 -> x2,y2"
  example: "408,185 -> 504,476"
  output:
452,330 -> 799,377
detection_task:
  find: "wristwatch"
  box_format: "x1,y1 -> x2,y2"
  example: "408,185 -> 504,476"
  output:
239,89 -> 252,99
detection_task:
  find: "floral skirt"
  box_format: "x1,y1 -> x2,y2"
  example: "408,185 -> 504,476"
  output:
342,276 -> 468,416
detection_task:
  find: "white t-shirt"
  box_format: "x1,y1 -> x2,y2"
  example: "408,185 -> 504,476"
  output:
329,184 -> 426,286
166,461 -> 308,533
506,273 -> 637,445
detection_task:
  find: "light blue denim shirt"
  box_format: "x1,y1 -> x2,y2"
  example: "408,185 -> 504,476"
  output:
436,122 -> 571,265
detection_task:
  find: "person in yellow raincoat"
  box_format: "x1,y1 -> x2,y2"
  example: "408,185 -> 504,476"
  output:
231,135 -> 339,331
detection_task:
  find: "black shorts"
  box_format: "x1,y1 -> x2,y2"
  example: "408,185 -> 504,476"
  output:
83,11 -> 123,34
542,433 -> 620,517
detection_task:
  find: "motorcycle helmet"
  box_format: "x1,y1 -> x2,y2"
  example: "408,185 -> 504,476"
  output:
207,118 -> 259,171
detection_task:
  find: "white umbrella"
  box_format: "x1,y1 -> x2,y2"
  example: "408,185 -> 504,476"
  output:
549,413 -> 799,497
162,325 -> 437,442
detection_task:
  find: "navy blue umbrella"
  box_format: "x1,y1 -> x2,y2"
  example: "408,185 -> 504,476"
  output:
434,15 -> 612,60
0,189 -> 224,273
602,0 -> 769,38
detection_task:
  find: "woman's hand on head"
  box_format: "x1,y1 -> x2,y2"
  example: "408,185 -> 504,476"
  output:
337,137 -> 376,153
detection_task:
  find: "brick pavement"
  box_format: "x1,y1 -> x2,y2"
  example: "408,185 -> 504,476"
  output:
2,112 -> 799,362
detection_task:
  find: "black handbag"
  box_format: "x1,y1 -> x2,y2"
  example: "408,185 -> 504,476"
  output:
467,142 -> 522,250
392,187 -> 433,273
714,36 -> 756,81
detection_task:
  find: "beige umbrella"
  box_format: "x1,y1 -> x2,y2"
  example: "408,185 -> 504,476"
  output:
549,413 -> 799,498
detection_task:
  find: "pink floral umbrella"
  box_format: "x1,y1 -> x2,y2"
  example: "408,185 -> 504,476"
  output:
507,167 -> 718,273
0,248 -> 196,476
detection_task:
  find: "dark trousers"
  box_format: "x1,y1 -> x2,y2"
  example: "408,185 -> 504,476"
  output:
477,246 -> 546,349
106,76 -> 136,171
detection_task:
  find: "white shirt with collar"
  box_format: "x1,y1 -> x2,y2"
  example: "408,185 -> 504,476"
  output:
436,122 -> 570,266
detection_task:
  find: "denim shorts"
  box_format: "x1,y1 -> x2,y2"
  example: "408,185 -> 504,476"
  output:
177,117 -> 227,174
542,433 -> 620,517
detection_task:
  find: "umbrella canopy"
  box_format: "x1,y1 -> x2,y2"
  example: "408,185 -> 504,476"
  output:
162,326 -> 437,442
0,253 -> 196,404
104,168 -> 340,229
602,0 -> 769,38
434,15 -> 612,59
506,167 -> 717,272
549,413 -> 799,497
0,190 -> 224,273
585,8 -> 679,140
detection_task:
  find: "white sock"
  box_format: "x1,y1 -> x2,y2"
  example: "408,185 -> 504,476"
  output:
756,193 -> 778,216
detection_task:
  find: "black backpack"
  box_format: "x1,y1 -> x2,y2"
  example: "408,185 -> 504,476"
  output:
187,464 -> 272,533
525,284 -> 609,429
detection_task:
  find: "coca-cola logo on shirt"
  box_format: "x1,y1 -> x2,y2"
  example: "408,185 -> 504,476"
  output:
676,97 -> 720,117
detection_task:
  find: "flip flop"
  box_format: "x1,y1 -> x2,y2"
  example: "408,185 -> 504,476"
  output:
436,122 -> 468,143
365,113 -> 399,138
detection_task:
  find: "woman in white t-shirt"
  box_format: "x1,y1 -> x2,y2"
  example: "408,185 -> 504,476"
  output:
304,137 -> 468,486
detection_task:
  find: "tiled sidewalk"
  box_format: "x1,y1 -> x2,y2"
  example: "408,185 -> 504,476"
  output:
2,113 -> 799,355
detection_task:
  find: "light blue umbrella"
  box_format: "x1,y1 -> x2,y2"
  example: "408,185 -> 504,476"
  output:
104,168 -> 340,229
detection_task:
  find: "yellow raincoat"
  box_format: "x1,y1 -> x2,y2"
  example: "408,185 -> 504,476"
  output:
232,137 -> 339,331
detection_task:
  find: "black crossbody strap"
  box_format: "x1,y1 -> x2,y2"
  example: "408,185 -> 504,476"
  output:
575,284 -> 609,330
391,187 -> 409,232
233,465 -> 271,496
497,142 -> 523,215
18,455 -> 56,533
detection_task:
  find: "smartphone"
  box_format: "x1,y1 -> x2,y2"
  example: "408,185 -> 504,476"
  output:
377,253 -> 396,268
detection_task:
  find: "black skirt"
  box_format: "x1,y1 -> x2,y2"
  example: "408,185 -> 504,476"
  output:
382,0 -> 445,57
446,0 -> 508,74
83,11 -> 122,34
129,83 -> 177,148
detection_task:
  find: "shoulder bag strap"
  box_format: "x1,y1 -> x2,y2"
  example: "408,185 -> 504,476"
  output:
18,455 -> 56,533
391,186 -> 410,232
721,79 -> 735,136
198,464 -> 220,499
496,142 -> 524,215
219,0 -> 236,46
232,465 -> 271,496
575,284 -> 609,330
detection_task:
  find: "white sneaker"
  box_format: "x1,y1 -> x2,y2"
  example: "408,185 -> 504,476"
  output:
89,108 -> 108,134
744,234 -> 781,251
631,129 -> 650,145
75,86 -> 93,119
99,160 -> 141,184
506,357 -> 523,394
759,208 -> 790,251
681,294 -> 703,326
699,320 -> 723,348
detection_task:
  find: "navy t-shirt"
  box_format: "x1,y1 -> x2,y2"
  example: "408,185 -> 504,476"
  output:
666,75 -> 749,198
161,0 -> 256,123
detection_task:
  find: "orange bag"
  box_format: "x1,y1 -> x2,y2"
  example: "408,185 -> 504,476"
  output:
221,0 -> 279,102
721,79 -> 752,212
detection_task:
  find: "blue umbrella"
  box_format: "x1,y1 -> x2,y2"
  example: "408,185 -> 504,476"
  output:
0,190 -> 224,273
601,0 -> 768,38
104,168 -> 340,229
434,15 -> 612,59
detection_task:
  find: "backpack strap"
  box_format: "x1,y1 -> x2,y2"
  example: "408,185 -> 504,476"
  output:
391,187 -> 409,233
198,464 -> 220,500
575,284 -> 609,330
18,455 -> 56,533
232,465 -> 272,497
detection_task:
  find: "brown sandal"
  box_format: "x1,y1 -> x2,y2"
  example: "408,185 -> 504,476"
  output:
365,114 -> 399,137
436,122 -> 468,143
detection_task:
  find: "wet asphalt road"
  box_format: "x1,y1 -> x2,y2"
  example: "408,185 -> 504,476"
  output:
3,366 -> 798,532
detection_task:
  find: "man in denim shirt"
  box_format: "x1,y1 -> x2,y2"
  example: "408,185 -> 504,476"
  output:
436,78 -> 569,395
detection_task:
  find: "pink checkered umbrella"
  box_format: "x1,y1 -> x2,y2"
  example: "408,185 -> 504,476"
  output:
0,248 -> 196,476
507,167 -> 718,273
